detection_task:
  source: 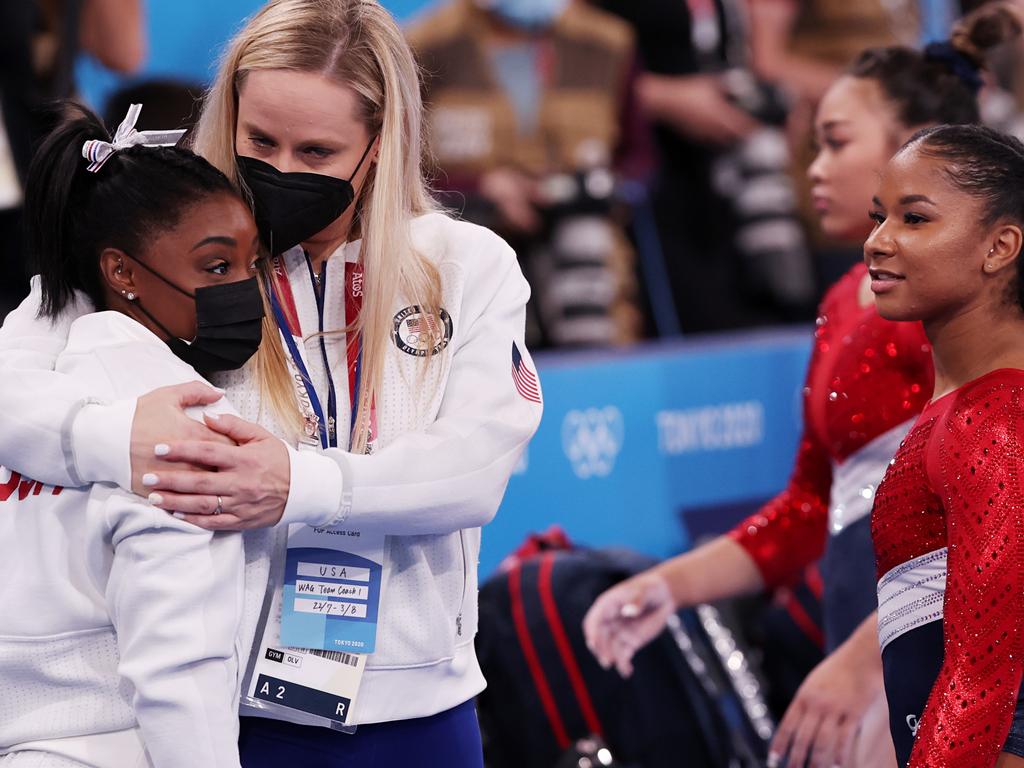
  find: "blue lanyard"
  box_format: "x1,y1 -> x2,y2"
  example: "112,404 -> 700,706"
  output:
268,257 -> 364,451
305,257 -> 340,449
269,284 -> 331,449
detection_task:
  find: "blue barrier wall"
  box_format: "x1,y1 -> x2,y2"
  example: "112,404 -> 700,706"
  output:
481,329 -> 813,574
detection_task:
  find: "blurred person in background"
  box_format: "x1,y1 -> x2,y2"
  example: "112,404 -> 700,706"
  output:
407,0 -> 647,348
744,0 -> 917,289
103,79 -> 205,135
592,0 -> 817,333
0,0 -> 144,315
584,5 -> 1020,767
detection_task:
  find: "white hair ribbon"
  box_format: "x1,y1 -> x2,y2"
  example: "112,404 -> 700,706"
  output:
81,103 -> 188,173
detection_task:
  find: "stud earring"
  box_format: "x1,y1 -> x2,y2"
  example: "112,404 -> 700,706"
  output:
121,290 -> 136,300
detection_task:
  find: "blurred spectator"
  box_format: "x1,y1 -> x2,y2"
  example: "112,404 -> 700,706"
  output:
594,0 -> 816,332
0,0 -> 144,315
746,0 -> 910,107
744,0 -> 915,288
976,0 -> 1024,139
407,0 -> 646,348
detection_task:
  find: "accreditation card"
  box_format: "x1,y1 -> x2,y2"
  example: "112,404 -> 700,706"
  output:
241,525 -> 385,731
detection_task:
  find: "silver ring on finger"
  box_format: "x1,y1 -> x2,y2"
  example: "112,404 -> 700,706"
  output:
214,496 -> 224,515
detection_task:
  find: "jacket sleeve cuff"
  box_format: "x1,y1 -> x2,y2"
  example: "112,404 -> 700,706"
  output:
69,399 -> 136,489
281,446 -> 345,527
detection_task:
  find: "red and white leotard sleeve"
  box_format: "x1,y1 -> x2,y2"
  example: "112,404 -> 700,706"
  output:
908,373 -> 1024,767
727,410 -> 833,588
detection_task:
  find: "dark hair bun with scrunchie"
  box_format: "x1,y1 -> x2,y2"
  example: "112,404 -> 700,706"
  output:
847,2 -> 1022,129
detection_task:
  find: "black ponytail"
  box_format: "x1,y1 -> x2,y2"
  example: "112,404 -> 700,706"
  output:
24,101 -> 238,318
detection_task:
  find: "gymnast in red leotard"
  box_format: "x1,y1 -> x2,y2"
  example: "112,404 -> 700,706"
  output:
868,124 -> 1024,768
584,7 -> 1022,768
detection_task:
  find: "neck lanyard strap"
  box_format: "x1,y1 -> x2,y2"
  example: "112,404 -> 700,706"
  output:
268,255 -> 366,451
345,259 -> 364,442
269,281 -> 331,449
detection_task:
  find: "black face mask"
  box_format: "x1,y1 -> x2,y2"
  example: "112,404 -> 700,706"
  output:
236,138 -> 376,255
126,255 -> 265,373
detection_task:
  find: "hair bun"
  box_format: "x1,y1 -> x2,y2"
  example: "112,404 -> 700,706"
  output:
951,1 -> 1022,67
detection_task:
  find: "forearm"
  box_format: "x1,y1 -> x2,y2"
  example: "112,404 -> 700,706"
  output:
635,73 -> 682,124
747,0 -> 838,102
653,536 -> 765,608
79,0 -> 146,72
0,282 -> 130,487
833,611 -> 883,680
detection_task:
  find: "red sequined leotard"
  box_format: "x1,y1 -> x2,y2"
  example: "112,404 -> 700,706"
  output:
728,263 -> 933,589
872,368 -> 1024,767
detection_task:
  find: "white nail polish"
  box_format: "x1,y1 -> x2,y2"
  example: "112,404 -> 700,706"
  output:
205,411 -> 221,420
620,603 -> 640,618
142,473 -> 159,487
148,493 -> 164,506
154,444 -> 170,457
172,512 -> 186,520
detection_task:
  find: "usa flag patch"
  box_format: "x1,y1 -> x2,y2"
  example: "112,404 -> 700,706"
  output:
512,342 -> 541,404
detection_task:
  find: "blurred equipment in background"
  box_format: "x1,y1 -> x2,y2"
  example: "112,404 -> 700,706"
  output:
408,0 -> 648,348
0,0 -> 144,316
477,529 -> 774,768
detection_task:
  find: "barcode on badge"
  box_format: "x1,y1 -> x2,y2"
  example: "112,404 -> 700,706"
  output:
295,647 -> 360,667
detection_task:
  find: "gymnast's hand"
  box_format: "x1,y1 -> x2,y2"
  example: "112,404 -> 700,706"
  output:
768,613 -> 888,768
134,393 -> 291,531
582,571 -> 676,678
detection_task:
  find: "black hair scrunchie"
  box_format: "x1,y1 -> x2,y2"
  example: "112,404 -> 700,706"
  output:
924,41 -> 984,94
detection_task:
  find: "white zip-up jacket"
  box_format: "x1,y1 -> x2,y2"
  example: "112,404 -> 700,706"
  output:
0,212 -> 542,725
0,312 -> 245,768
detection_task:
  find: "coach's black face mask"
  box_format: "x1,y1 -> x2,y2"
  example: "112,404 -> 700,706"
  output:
236,138 -> 375,255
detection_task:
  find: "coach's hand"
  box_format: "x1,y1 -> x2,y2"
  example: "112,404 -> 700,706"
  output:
129,382 -> 233,494
141,411 -> 291,531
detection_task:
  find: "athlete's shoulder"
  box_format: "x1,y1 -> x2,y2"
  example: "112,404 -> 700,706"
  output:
941,368 -> 1024,455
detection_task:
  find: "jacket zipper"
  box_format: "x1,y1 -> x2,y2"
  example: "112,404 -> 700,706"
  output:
306,255 -> 337,445
456,529 -> 469,637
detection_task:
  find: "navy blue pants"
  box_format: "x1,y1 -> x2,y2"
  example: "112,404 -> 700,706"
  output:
238,700 -> 484,768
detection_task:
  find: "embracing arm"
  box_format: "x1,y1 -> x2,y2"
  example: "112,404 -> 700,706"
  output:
154,236 -> 540,534
909,386 -> 1024,767
0,278 -> 134,488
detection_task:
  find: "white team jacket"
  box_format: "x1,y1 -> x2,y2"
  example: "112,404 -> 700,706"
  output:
0,212 -> 543,725
0,312 -> 246,768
